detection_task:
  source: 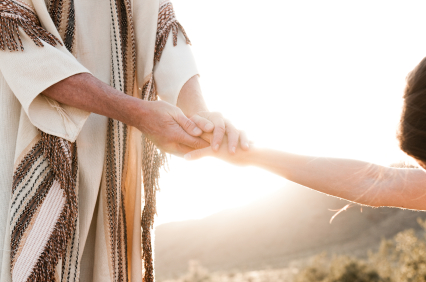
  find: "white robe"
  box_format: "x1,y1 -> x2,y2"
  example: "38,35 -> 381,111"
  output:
0,0 -> 198,280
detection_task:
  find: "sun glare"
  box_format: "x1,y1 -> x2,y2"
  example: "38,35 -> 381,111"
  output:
155,0 -> 426,226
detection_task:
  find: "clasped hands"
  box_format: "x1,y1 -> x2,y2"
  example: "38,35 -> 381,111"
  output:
140,100 -> 249,159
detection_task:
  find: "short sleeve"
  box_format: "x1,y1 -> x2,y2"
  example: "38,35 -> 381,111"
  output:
0,1 -> 91,142
153,30 -> 199,106
152,1 -> 199,106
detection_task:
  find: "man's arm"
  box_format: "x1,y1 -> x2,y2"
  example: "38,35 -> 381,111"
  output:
43,73 -> 209,156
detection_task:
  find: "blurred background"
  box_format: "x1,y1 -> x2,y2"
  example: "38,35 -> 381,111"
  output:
155,0 -> 426,281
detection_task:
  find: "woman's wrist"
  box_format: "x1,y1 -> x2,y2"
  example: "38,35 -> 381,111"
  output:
243,146 -> 262,165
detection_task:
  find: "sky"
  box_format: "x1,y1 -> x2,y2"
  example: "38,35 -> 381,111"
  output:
155,0 -> 426,226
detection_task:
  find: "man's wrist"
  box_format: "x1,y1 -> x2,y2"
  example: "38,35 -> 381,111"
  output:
126,98 -> 151,133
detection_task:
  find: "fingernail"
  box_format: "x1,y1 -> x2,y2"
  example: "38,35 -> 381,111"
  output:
184,154 -> 191,160
193,127 -> 202,135
214,144 -> 219,151
205,124 -> 214,131
232,147 -> 236,154
245,142 -> 250,149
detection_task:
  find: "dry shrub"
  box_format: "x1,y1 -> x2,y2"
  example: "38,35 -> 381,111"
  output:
181,261 -> 212,282
294,253 -> 387,282
295,218 -> 426,282
163,219 -> 426,282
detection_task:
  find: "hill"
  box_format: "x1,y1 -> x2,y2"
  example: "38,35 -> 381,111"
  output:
154,183 -> 426,280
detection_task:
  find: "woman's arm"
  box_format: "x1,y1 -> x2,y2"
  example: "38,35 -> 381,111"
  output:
185,135 -> 426,210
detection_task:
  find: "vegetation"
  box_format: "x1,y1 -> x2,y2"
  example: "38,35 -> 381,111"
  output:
160,218 -> 426,282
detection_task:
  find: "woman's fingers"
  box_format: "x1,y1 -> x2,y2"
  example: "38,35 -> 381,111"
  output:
192,111 -> 247,153
174,110 -> 203,137
240,130 -> 250,151
176,128 -> 210,149
200,132 -> 213,144
225,120 -> 239,154
184,147 -> 213,161
209,114 -> 226,152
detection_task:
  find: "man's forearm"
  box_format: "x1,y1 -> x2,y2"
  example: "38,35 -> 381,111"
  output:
43,73 -> 148,129
43,73 -> 209,155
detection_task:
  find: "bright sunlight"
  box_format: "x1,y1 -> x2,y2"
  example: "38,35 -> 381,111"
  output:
156,0 -> 426,225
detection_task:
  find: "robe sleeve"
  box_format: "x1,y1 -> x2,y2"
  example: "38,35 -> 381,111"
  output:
0,1 -> 91,142
153,29 -> 199,106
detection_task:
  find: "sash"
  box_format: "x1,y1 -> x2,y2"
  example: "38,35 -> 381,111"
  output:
0,0 -> 190,280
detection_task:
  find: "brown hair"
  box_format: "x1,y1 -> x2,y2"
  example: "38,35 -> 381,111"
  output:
398,57 -> 426,161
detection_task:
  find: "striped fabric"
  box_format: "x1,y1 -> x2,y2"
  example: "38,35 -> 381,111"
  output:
2,0 -> 190,281
10,133 -> 79,281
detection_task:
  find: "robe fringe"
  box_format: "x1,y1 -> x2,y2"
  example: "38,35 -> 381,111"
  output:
154,1 -> 191,63
141,75 -> 168,282
0,0 -> 62,51
6,0 -> 190,280
48,0 -> 76,53
10,133 -> 78,282
29,133 -> 78,282
140,2 -> 190,280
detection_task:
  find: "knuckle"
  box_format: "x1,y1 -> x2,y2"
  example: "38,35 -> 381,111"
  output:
183,119 -> 194,130
214,112 -> 223,118
225,122 -> 236,131
190,114 -> 199,120
198,111 -> 209,118
231,133 -> 240,142
216,126 -> 226,134
175,131 -> 186,143
190,140 -> 199,149
192,139 -> 203,149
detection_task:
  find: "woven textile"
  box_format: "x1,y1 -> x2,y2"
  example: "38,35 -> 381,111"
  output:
1,0 -> 189,281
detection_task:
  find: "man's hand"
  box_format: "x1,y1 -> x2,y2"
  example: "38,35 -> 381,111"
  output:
43,74 -> 208,157
137,100 -> 210,156
190,111 -> 250,154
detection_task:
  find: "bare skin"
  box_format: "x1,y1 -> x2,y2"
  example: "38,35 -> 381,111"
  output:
43,73 -> 248,156
177,75 -> 250,154
185,133 -> 426,211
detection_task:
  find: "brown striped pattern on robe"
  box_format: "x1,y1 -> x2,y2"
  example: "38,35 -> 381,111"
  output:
3,0 -> 190,280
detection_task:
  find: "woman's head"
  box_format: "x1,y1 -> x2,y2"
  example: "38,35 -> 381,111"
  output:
398,57 -> 426,164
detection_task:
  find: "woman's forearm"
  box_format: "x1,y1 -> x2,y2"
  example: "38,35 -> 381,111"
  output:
187,136 -> 426,210
243,147 -> 419,208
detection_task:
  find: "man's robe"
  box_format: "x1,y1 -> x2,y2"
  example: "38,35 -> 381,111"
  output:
0,0 -> 198,280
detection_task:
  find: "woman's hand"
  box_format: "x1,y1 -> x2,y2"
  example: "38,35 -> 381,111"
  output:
190,112 -> 250,154
176,75 -> 250,154
183,132 -> 253,166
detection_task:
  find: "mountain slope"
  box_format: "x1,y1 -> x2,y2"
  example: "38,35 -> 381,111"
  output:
155,183 -> 426,279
